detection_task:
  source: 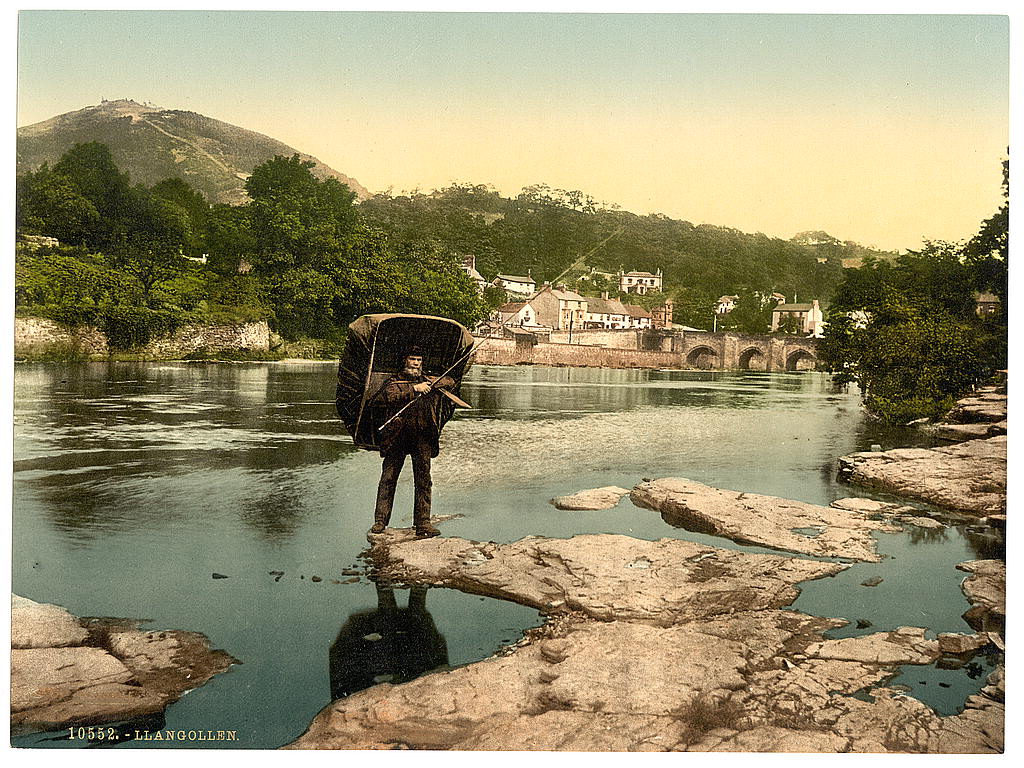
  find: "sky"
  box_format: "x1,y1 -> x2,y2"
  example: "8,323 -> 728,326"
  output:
15,8 -> 1011,252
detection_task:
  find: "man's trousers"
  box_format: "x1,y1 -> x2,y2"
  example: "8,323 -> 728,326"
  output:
373,438 -> 433,528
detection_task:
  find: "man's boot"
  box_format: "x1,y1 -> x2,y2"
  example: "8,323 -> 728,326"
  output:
415,521 -> 440,538
413,509 -> 439,538
370,509 -> 390,535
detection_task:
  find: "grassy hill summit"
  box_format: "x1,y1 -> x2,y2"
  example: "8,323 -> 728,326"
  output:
17,99 -> 370,205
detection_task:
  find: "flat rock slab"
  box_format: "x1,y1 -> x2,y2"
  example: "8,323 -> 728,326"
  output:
550,486 -> 630,510
926,422 -> 1005,441
288,608 -> 1002,752
630,478 -> 898,562
837,437 -> 1006,516
10,595 -> 237,734
956,560 -> 1005,633
945,395 -> 1007,424
11,594 -> 89,648
806,626 -> 941,665
377,534 -> 847,626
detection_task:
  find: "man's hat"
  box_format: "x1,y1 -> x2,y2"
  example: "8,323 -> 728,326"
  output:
404,345 -> 423,357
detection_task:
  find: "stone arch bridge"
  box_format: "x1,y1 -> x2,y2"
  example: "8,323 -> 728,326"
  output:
645,330 -> 820,371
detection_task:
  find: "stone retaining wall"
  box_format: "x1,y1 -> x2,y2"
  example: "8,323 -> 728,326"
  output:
472,338 -> 682,369
547,328 -> 643,349
14,317 -> 109,358
14,317 -> 271,360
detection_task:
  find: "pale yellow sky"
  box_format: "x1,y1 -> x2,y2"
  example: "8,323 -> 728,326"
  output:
18,11 -> 1010,252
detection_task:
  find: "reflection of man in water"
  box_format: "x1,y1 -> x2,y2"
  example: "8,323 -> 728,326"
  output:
371,348 -> 454,537
329,585 -> 448,700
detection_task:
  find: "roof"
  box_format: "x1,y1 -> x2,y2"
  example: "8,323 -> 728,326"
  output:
550,288 -> 587,302
772,303 -> 814,312
717,295 -> 739,303
622,303 -> 652,319
496,274 -> 535,284
498,302 -> 528,313
464,266 -> 485,281
585,297 -> 629,315
624,271 -> 659,278
975,292 -> 1000,303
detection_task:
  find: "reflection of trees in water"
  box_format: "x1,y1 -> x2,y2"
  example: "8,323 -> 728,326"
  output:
904,524 -> 950,546
329,584 -> 449,700
15,362 -> 358,541
961,526 -> 1005,561
238,474 -> 308,542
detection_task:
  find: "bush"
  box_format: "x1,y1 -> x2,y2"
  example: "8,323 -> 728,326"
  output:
100,306 -> 186,350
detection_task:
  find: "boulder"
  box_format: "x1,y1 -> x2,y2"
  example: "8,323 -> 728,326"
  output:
374,533 -> 847,626
899,516 -> 945,530
956,560 -> 1005,632
550,486 -> 631,510
10,595 -> 237,734
937,633 -> 989,655
630,478 -> 898,562
944,395 -> 1007,424
11,595 -> 89,648
836,437 -> 1006,516
806,627 -> 941,665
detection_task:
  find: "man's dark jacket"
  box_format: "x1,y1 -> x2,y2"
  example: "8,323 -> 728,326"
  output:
377,373 -> 455,458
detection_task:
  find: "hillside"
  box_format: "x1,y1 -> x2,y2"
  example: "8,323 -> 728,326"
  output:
17,99 -> 370,205
358,184 -> 902,327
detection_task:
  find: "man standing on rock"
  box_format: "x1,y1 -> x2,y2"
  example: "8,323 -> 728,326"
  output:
371,347 -> 455,538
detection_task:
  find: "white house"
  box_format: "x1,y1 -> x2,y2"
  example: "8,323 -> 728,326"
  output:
622,302 -> 653,329
583,294 -> 631,329
715,295 -> 739,315
619,269 -> 663,295
495,301 -> 538,327
771,299 -> 825,337
493,274 -> 536,296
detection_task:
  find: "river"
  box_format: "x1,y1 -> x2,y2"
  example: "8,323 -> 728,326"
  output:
11,362 -> 1003,748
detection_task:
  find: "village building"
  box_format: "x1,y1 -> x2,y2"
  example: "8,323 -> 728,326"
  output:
618,269 -> 663,295
650,299 -> 674,329
771,299 -> 825,337
460,255 -> 489,293
492,274 -> 536,296
622,302 -> 653,329
975,291 -> 1000,319
530,284 -> 588,330
715,295 -> 739,315
495,301 -> 538,328
583,294 -> 631,329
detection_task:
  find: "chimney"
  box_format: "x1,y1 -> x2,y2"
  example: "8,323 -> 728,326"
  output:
602,291 -> 609,300
558,283 -> 567,292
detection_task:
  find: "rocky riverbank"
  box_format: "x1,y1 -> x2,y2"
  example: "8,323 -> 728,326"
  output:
836,389 -> 1007,517
11,595 -> 237,735
285,388 -> 1007,752
287,529 -> 1002,752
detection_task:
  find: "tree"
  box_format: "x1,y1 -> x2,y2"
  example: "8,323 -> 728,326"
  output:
819,235 -> 997,423
151,177 -> 210,257
16,165 -> 100,244
245,154 -> 357,274
724,289 -> 773,334
51,142 -> 133,247
108,186 -> 193,305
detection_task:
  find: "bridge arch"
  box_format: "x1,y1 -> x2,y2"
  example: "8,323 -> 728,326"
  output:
785,348 -> 817,371
686,345 -> 719,369
738,346 -> 767,371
